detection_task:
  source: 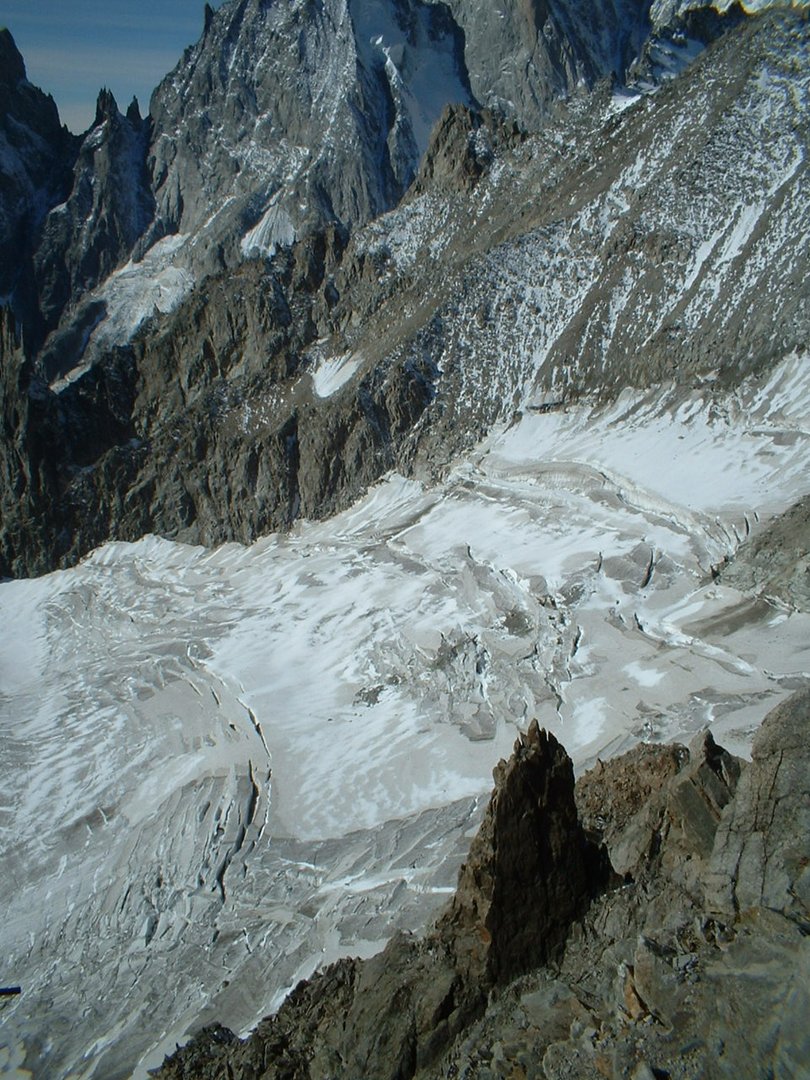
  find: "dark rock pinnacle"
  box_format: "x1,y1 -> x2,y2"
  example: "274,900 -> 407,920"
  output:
437,720 -> 612,987
0,26 -> 26,87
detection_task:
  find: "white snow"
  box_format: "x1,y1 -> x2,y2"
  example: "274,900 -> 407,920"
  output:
623,661 -> 666,687
716,202 -> 764,266
680,227 -> 724,296
241,198 -> 298,258
310,351 -> 364,397
349,0 -> 472,159
609,90 -> 643,115
51,235 -> 195,390
645,36 -> 705,83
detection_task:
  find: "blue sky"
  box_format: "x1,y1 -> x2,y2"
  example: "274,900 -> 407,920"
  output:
0,1 -> 224,133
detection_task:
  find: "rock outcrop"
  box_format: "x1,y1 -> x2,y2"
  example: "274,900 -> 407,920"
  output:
542,694 -> 807,1080
439,0 -> 651,127
719,494 -> 810,613
705,687 -> 810,922
152,691 -> 810,1079
33,88 -> 154,354
438,723 -> 611,989
153,723 -> 610,1079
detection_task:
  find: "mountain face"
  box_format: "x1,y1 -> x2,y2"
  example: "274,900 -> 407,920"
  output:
34,90 -> 154,364
3,0 -> 664,370
439,0 -> 652,121
0,3 -> 809,1077
147,0 -> 474,247
0,3 -> 808,577
0,28 -> 76,349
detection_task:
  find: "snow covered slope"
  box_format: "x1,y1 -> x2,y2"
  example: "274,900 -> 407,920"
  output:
1,351 -> 809,1077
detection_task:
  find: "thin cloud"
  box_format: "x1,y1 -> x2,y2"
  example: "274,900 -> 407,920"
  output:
24,44 -> 187,84
0,0 -> 216,36
1,0 -> 225,133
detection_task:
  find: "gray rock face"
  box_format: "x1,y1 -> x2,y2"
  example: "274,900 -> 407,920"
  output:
34,89 -> 154,355
544,692 -> 808,1080
575,727 -> 742,906
719,495 -> 810,612
0,304 -> 140,579
438,0 -> 651,127
706,687 -> 810,922
145,0 -> 474,253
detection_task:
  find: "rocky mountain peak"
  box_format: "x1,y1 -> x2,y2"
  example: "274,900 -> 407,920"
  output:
125,94 -> 143,126
94,86 -> 119,127
0,28 -> 76,343
0,26 -> 26,88
438,720 -> 611,986
32,87 -> 154,348
0,27 -> 62,133
145,0 -> 476,245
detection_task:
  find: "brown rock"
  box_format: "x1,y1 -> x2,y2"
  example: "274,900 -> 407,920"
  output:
575,742 -> 688,873
154,724 -> 611,1078
438,721 -> 611,987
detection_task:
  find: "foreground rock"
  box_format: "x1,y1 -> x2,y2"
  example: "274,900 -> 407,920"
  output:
153,691 -> 809,1079
153,722 -> 609,1078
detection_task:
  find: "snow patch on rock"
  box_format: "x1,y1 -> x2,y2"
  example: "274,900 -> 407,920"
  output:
241,198 -> 298,259
51,234 -> 194,390
310,350 -> 365,398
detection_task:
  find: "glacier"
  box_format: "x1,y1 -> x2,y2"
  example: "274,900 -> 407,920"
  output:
0,2 -> 809,1076
2,350 -> 809,1077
